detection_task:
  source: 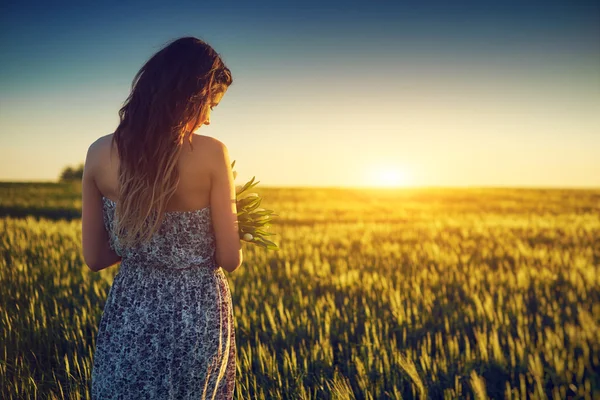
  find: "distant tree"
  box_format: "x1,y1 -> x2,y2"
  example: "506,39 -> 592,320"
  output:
59,163 -> 84,182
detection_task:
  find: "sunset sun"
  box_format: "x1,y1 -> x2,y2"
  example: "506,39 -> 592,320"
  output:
367,165 -> 414,187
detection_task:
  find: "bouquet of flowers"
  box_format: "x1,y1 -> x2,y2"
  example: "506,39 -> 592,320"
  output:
232,160 -> 279,250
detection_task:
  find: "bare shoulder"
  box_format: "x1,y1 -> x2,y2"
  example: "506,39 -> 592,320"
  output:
89,133 -> 113,149
188,134 -> 230,164
85,133 -> 115,169
87,133 -> 115,158
189,134 -> 227,152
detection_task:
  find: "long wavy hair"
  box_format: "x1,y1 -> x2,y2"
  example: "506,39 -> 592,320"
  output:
110,36 -> 233,248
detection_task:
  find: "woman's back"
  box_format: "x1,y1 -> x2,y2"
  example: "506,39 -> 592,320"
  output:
87,132 -> 242,273
93,133 -> 213,212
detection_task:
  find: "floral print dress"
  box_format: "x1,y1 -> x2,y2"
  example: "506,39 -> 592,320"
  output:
91,196 -> 236,399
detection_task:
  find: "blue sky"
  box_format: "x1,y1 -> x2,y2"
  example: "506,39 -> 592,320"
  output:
1,0 -> 598,187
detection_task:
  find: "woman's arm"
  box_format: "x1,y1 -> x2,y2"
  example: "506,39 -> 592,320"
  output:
81,140 -> 122,272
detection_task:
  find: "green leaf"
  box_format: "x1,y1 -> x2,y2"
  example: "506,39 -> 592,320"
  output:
248,212 -> 271,220
260,238 -> 277,247
251,209 -> 273,216
239,226 -> 257,235
250,219 -> 270,227
238,176 -> 256,194
255,229 -> 276,236
246,180 -> 260,191
237,215 -> 255,224
250,236 -> 278,250
236,195 -> 260,209
241,198 -> 262,212
253,241 -> 268,249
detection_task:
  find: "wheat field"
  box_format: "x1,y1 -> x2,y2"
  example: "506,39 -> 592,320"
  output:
1,182 -> 598,399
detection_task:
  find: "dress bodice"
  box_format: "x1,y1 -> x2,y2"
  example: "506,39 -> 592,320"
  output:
101,196 -> 218,271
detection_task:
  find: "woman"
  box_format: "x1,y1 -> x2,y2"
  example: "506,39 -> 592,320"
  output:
81,36 -> 243,399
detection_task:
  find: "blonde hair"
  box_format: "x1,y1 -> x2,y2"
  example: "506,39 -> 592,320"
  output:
110,36 -> 232,247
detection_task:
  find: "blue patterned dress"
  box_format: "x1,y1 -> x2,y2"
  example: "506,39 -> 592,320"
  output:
91,196 -> 236,399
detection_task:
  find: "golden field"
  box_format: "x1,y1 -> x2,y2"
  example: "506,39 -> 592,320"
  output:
1,182 -> 598,399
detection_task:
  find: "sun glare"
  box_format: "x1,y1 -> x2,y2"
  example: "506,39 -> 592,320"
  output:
368,165 -> 413,187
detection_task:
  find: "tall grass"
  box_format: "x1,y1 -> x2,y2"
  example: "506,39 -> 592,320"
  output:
1,185 -> 598,399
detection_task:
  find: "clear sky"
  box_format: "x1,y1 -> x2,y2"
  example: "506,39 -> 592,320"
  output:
1,0 -> 598,188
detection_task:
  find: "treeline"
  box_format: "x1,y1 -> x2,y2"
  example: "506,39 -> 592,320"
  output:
59,163 -> 84,182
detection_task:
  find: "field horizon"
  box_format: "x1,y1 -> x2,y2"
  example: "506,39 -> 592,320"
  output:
1,179 -> 599,191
